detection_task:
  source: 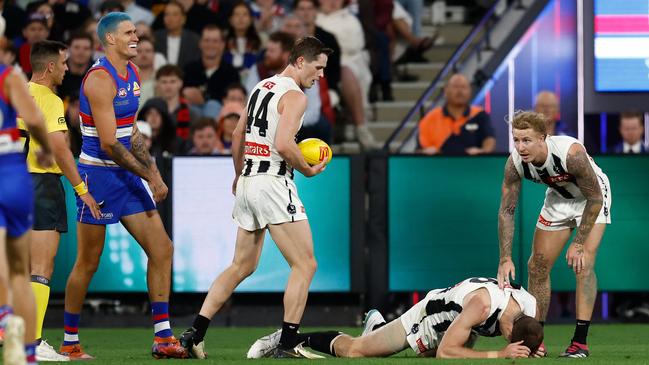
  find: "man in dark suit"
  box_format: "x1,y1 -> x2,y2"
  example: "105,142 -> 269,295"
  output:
154,1 -> 199,69
613,111 -> 648,154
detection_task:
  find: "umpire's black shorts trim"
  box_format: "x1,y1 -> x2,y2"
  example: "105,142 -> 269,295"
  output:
31,173 -> 68,232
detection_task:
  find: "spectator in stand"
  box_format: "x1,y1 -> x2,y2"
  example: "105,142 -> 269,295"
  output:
81,17 -> 104,59
154,0 -> 200,69
251,0 -> 286,41
134,21 -> 168,68
220,82 -> 247,108
99,0 -> 125,16
133,36 -> 165,107
224,1 -> 262,77
361,0 -> 394,101
183,25 -> 240,118
28,1 -> 60,41
418,74 -> 496,155
64,92 -> 82,158
534,91 -> 573,137
613,111 -> 648,154
138,98 -> 180,157
188,118 -> 222,155
294,0 -> 376,146
18,13 -> 49,75
59,32 -> 93,101
244,30 -> 294,91
1,39 -> 23,73
216,103 -> 243,154
397,0 -> 423,36
121,0 -> 155,25
1,0 -> 27,40
51,0 -> 92,40
151,0 -> 217,35
392,1 -> 434,64
155,64 -> 201,146
317,0 -> 371,108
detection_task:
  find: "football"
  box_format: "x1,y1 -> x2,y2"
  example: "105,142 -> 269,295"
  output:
298,138 -> 333,166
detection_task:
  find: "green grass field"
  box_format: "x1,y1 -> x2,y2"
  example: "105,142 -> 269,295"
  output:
31,324 -> 649,364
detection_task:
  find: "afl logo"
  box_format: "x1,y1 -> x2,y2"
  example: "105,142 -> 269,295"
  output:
118,88 -> 128,98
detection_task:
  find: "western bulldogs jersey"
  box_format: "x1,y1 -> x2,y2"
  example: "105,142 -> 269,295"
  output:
511,136 -> 607,200
79,57 -> 140,166
242,75 -> 304,179
0,65 -> 23,162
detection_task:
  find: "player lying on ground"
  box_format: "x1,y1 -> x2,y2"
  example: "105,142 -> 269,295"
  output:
248,277 -> 543,359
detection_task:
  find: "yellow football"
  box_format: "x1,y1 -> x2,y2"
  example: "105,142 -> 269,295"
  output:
298,138 -> 333,166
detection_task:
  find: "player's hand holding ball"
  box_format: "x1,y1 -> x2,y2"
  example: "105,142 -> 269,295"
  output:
298,138 -> 332,177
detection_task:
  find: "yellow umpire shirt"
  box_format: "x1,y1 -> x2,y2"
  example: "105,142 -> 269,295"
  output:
18,82 -> 67,174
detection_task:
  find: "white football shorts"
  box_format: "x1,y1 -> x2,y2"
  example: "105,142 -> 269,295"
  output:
232,174 -> 307,231
537,173 -> 612,231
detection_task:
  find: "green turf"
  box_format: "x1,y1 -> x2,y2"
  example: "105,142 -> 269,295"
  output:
34,324 -> 649,364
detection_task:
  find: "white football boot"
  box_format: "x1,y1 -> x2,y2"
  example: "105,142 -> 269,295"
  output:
362,309 -> 386,336
247,329 -> 282,359
36,339 -> 70,361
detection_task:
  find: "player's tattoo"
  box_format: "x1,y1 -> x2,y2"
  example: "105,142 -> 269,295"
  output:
566,146 -> 603,247
528,252 -> 551,320
107,141 -> 151,180
498,157 -> 521,259
130,126 -> 154,170
579,264 -> 597,311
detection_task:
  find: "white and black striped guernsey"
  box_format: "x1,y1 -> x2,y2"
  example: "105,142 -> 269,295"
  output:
511,136 -> 607,200
419,277 -> 536,339
241,74 -> 305,179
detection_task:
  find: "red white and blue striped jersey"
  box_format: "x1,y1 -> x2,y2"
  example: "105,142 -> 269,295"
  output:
0,65 -> 24,163
79,57 -> 141,166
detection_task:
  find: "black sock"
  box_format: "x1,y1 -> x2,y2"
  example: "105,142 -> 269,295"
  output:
278,321 -> 300,349
572,319 -> 590,344
192,314 -> 211,344
298,331 -> 341,356
372,322 -> 386,332
540,321 -> 545,327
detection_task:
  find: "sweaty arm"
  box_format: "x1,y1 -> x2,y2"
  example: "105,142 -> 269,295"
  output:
566,143 -> 604,247
274,91 -> 320,177
85,70 -> 153,181
7,70 -> 50,153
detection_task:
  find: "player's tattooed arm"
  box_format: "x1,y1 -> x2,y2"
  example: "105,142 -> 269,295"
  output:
107,141 -> 153,181
498,156 -> 522,260
566,144 -> 603,247
130,124 -> 156,172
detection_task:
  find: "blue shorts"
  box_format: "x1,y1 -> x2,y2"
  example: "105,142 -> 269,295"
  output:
77,164 -> 156,225
0,155 -> 34,237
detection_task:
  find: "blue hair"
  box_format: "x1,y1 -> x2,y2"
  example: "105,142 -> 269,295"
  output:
97,12 -> 132,46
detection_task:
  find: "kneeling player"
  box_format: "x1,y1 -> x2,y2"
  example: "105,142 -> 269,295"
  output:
249,277 -> 543,359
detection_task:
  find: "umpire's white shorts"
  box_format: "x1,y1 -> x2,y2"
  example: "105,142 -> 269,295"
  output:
537,173 -> 612,231
232,175 -> 307,231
